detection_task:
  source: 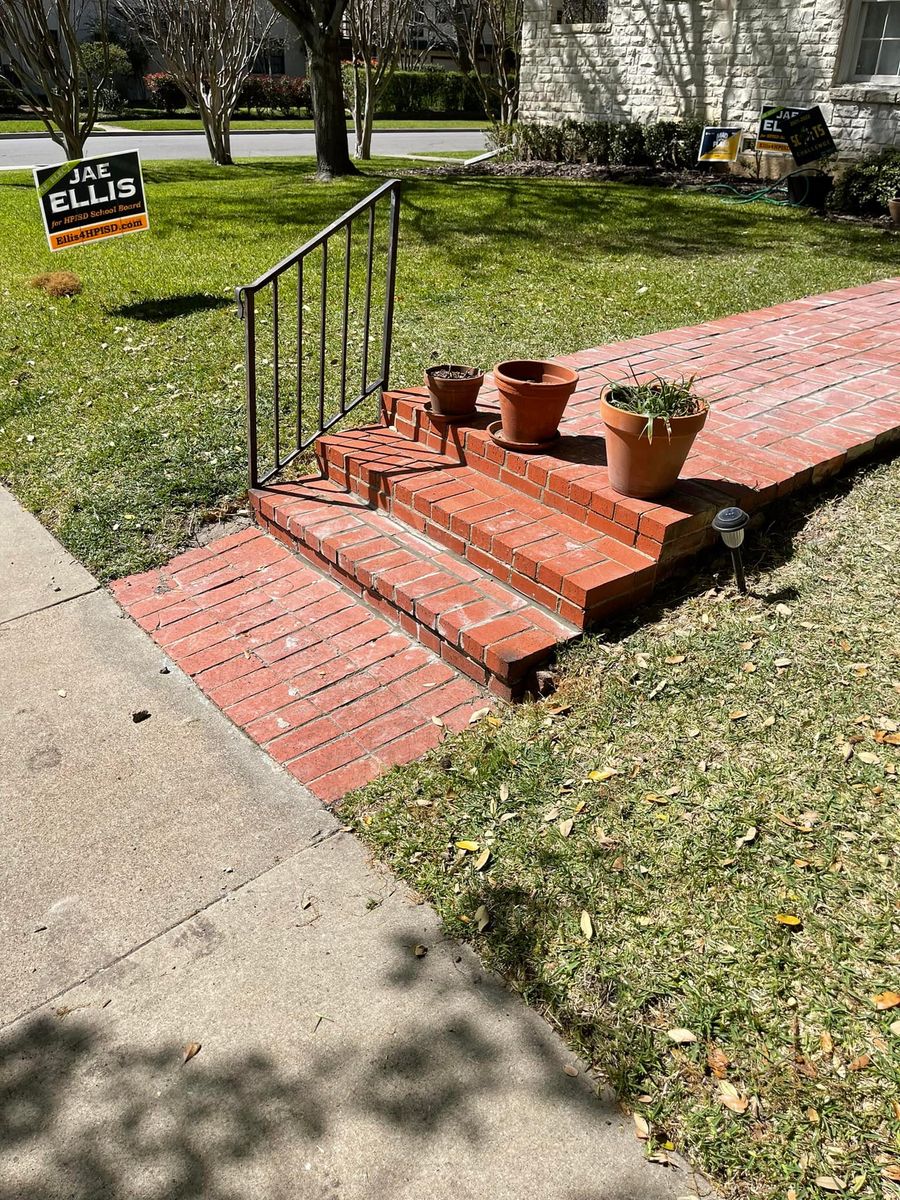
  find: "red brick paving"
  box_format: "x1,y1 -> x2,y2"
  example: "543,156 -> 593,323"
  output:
114,281 -> 900,804
111,529 -> 488,804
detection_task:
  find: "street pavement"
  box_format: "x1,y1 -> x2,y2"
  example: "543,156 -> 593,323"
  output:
0,487 -> 699,1200
0,128 -> 486,170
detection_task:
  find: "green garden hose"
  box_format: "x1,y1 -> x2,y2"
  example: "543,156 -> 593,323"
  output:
705,167 -> 830,208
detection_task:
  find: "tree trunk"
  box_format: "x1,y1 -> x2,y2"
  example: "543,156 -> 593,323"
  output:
199,97 -> 235,166
306,31 -> 356,179
352,62 -> 375,160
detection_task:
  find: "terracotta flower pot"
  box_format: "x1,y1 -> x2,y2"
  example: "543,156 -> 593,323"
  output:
889,198 -> 900,227
600,390 -> 709,499
424,364 -> 484,420
493,359 -> 578,446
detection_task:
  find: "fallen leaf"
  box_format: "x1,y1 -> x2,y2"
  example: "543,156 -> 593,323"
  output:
736,826 -> 758,846
775,603 -> 792,616
633,1113 -> 650,1139
573,800 -> 586,815
807,1107 -> 820,1124
718,1080 -> 749,1113
857,751 -> 880,765
473,904 -> 490,932
580,910 -> 594,940
728,711 -> 748,721
775,913 -> 802,927
468,707 -> 490,724
741,662 -> 757,673
588,767 -> 618,782
820,1031 -> 834,1054
814,1177 -> 845,1193
455,840 -> 479,853
474,847 -> 491,871
543,806 -> 560,822
707,1046 -> 729,1078
848,1053 -> 872,1071
182,1042 -> 201,1064
882,732 -> 900,746
774,657 -> 792,669
499,811 -> 516,823
665,655 -> 686,664
881,1166 -> 900,1184
413,944 -> 428,957
499,783 -> 510,803
761,715 -> 776,728
667,1027 -> 697,1045
563,1064 -> 579,1077
431,715 -> 445,728
873,991 -> 900,1011
889,1020 -> 900,1037
558,818 -> 574,838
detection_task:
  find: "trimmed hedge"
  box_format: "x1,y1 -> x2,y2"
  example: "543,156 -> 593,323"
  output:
240,74 -> 311,116
488,117 -> 707,170
342,67 -> 484,117
144,72 -> 186,113
830,148 -> 900,217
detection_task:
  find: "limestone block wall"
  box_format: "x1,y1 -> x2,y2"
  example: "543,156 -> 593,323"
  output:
519,0 -> 898,155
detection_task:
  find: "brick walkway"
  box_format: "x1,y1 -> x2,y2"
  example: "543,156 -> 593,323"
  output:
113,280 -> 900,804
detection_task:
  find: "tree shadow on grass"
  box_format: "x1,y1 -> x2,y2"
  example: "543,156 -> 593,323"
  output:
111,293 -> 233,322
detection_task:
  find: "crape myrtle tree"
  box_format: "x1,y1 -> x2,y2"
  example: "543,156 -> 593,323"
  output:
122,0 -> 273,166
424,0 -> 521,123
268,0 -> 356,178
346,0 -> 414,160
0,0 -> 111,158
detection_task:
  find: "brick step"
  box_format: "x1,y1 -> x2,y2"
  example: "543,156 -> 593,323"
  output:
314,424 -> 658,628
250,477 -> 580,700
383,387 -> 735,564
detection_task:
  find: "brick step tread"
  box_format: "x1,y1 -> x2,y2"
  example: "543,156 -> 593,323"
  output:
251,477 -> 580,696
315,424 -> 657,627
384,388 -> 731,555
111,527 -> 490,803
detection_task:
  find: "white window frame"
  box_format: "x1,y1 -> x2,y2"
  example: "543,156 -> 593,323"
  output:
842,0 -> 900,84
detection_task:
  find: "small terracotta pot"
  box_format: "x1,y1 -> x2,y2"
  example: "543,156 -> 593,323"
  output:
424,364 -> 484,419
493,359 -> 578,445
600,390 -> 709,499
889,198 -> 900,227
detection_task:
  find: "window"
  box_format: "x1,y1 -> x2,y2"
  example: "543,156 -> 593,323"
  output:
253,39 -> 286,76
851,0 -> 900,80
553,0 -> 608,23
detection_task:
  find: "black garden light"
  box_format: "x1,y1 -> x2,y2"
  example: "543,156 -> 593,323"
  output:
712,506 -> 750,594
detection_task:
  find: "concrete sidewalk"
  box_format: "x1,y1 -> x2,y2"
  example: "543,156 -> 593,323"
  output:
0,489 -> 697,1200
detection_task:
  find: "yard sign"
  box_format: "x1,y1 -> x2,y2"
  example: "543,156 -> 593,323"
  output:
698,126 -> 743,162
33,149 -> 149,252
780,106 -> 837,165
756,103 -> 809,154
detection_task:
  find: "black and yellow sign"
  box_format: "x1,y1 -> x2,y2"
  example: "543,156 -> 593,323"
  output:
780,106 -> 837,166
33,149 -> 149,252
756,103 -> 809,154
698,126 -> 743,162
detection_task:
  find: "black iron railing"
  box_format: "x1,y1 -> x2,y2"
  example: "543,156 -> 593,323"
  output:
236,178 -> 401,488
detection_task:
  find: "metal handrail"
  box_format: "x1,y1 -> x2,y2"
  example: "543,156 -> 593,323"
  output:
236,178 -> 401,489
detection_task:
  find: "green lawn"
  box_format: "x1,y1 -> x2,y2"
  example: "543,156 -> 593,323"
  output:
0,120 -> 50,134
347,455 -> 900,1200
0,156 -> 896,583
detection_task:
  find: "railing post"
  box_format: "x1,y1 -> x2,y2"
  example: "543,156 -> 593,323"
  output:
380,183 -> 401,391
241,288 -> 259,490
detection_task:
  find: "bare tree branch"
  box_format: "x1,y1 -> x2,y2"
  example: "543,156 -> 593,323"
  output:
346,0 -> 415,159
121,0 -> 273,165
0,0 -> 110,158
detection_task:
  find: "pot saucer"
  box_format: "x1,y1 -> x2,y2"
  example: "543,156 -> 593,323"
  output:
487,420 -> 560,454
423,399 -> 479,424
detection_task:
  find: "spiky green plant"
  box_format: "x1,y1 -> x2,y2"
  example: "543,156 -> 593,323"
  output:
605,371 -> 705,440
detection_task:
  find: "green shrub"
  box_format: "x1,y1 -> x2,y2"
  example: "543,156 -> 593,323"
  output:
830,148 -> 900,216
144,72 -> 186,113
345,68 -> 483,117
490,117 -> 703,168
79,41 -> 132,109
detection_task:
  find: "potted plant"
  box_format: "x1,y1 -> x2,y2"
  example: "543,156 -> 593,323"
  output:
424,364 -> 484,420
889,197 -> 900,227
492,359 -> 579,449
600,373 -> 708,498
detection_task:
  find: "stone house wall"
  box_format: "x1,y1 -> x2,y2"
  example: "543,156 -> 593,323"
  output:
519,0 -> 899,155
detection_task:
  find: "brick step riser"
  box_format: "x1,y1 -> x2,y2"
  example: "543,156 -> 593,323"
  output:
384,391 -> 726,555
251,497 -> 565,702
315,445 -> 657,629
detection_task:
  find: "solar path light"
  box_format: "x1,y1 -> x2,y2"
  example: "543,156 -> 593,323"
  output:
712,506 -> 750,594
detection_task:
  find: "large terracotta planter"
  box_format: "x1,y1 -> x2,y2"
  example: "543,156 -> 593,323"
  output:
600,390 -> 709,499
889,198 -> 900,227
424,364 -> 484,420
493,359 -> 578,447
